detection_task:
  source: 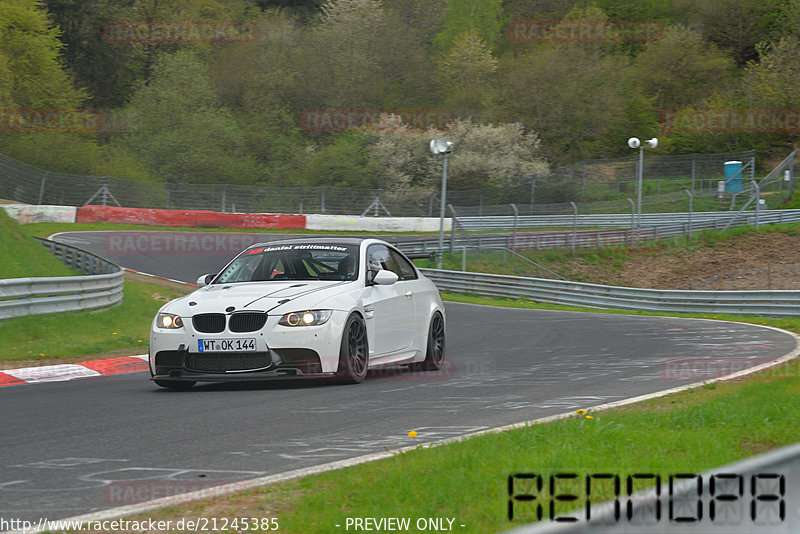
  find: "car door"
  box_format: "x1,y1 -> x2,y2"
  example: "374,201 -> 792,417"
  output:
364,244 -> 415,357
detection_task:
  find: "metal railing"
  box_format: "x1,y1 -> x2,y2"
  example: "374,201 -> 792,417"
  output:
0,239 -> 124,319
393,209 -> 800,256
421,268 -> 800,317
454,208 -> 800,232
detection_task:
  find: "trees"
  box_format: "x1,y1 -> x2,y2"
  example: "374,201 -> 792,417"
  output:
296,0 -> 436,110
364,117 -> 547,192
0,0 -> 84,109
684,0 -> 789,65
493,44 -> 629,165
436,31 -> 497,120
433,0 -> 505,51
120,51 -> 262,184
629,26 -> 736,112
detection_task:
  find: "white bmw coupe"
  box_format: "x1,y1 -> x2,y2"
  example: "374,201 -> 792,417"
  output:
149,238 -> 445,388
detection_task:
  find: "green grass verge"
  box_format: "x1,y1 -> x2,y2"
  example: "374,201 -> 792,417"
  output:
414,222 -> 800,280
0,276 -> 189,364
0,210 -> 77,278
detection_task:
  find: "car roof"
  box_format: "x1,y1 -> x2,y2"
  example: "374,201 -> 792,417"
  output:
246,237 -> 380,248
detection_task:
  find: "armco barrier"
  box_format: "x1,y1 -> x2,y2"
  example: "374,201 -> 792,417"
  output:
457,209 -> 800,232
306,214 -> 451,232
421,268 -> 800,316
0,238 -> 124,319
76,205 -> 306,229
1,204 -> 76,224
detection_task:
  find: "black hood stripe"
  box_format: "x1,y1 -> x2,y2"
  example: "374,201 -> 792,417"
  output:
244,281 -> 348,309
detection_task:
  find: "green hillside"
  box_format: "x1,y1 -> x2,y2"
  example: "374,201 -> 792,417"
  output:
0,209 -> 77,279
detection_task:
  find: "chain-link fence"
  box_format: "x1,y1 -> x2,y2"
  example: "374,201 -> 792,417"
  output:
0,149 -> 765,216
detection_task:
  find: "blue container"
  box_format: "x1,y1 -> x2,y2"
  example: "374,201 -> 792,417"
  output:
724,160 -> 743,193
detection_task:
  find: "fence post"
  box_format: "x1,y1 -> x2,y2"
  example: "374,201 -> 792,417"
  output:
37,171 -> 48,205
321,187 -> 326,214
530,178 -> 535,211
684,189 -> 693,243
510,203 -> 518,252
221,184 -> 228,213
449,207 -> 456,254
691,158 -> 695,194
627,198 -> 635,250
754,180 -> 761,229
580,162 -> 586,201
101,176 -> 109,206
570,201 -> 577,257
462,246 -> 467,272
165,183 -> 170,209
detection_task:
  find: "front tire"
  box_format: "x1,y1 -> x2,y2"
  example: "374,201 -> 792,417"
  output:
154,379 -> 196,390
336,313 -> 369,383
413,311 -> 445,371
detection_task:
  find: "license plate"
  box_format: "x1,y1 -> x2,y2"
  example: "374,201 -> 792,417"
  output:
197,338 -> 257,352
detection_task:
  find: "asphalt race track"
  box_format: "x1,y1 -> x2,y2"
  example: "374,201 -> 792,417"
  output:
0,231 -> 796,523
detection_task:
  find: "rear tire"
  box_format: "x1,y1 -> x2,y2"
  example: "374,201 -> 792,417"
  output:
413,312 -> 445,371
154,379 -> 196,390
336,313 -> 369,383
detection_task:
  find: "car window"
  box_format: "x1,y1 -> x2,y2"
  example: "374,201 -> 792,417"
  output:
367,244 -> 416,281
216,244 -> 359,283
367,244 -> 392,275
389,248 -> 417,280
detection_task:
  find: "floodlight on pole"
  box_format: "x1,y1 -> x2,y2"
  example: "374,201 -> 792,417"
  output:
628,137 -> 657,245
430,138 -> 453,269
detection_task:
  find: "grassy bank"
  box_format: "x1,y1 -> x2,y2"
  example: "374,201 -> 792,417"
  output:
414,223 -> 800,286
0,210 -> 77,278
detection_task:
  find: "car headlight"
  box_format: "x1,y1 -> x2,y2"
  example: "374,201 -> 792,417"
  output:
156,312 -> 184,329
278,310 -> 332,327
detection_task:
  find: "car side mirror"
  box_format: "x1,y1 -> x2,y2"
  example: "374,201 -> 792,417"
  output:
372,269 -> 398,286
196,273 -> 216,287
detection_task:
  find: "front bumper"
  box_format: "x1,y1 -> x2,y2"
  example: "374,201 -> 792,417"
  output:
149,311 -> 348,379
150,345 -> 335,382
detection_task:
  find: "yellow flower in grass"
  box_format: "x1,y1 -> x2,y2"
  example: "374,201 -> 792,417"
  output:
585,415 -> 594,420
576,409 -> 586,415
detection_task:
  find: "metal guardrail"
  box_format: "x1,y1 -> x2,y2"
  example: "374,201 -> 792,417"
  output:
0,239 -> 124,319
455,209 -> 800,232
395,209 -> 800,255
420,268 -> 800,316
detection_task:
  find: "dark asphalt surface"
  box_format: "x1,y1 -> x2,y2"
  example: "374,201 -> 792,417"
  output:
0,231 -> 796,524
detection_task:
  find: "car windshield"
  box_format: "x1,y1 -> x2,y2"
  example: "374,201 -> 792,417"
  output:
215,244 -> 359,284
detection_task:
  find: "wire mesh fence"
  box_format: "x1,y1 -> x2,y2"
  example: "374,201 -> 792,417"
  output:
0,148 -> 769,216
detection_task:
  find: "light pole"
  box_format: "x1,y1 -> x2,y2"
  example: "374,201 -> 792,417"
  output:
627,137 -> 658,244
430,138 -> 453,269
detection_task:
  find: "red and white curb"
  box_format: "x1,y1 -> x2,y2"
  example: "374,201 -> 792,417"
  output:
0,355 -> 149,387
